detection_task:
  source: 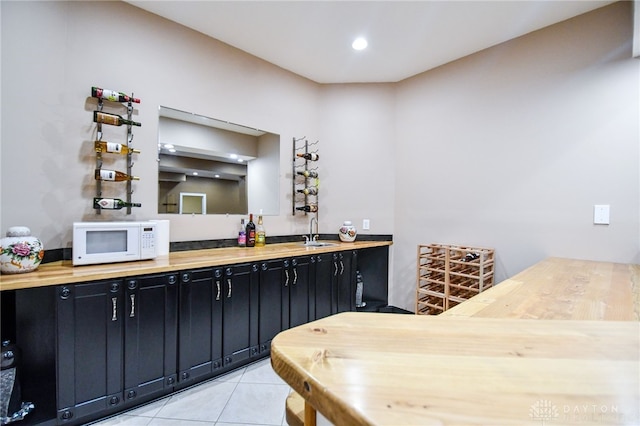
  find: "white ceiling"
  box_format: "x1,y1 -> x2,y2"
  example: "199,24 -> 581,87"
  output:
126,1 -> 615,84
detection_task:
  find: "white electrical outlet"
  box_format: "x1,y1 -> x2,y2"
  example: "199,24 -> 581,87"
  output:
593,205 -> 610,225
362,219 -> 370,230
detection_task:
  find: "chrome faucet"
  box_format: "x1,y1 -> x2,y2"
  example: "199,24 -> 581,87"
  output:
305,216 -> 319,243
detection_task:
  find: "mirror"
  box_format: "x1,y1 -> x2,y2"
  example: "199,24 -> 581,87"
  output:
157,106 -> 280,215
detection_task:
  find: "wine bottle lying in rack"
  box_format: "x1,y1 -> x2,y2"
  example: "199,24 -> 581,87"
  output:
94,141 -> 140,155
296,170 -> 318,178
296,152 -> 319,161
95,169 -> 139,182
91,87 -> 140,103
297,187 -> 318,196
296,205 -> 318,212
94,197 -> 141,210
94,111 -> 141,127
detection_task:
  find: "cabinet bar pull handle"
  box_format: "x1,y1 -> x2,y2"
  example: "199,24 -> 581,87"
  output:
284,270 -> 289,287
334,262 -> 338,277
130,294 -> 136,317
111,297 -> 118,321
216,281 -> 221,301
293,268 -> 298,285
340,261 -> 344,275
227,279 -> 232,298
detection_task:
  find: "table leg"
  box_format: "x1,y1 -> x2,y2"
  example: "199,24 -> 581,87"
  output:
304,401 -> 317,426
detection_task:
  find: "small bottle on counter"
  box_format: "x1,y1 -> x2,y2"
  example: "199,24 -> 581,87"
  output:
245,214 -> 256,247
238,218 -> 246,247
255,215 -> 266,247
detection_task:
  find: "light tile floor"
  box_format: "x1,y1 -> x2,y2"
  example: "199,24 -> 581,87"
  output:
91,358 -> 293,426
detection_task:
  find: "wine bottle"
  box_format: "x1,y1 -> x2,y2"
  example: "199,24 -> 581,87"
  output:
93,197 -> 141,210
238,218 -> 246,247
94,141 -> 140,155
245,214 -> 256,247
296,205 -> 318,213
91,86 -> 140,103
95,169 -> 140,181
297,187 -> 318,196
296,152 -> 319,161
94,111 -> 141,127
255,215 -> 266,247
296,170 -> 318,178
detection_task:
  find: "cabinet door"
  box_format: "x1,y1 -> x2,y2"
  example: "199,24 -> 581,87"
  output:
336,251 -> 357,313
313,253 -> 334,320
289,256 -> 311,328
222,263 -> 259,367
258,260 -> 286,352
178,268 -> 215,384
123,273 -> 178,403
56,280 -> 123,423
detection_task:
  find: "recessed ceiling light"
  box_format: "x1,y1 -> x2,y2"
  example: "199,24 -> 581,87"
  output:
352,37 -> 368,50
192,172 -> 198,176
237,158 -> 244,163
168,148 -> 176,153
229,153 -> 238,159
164,143 -> 174,149
214,174 -> 220,178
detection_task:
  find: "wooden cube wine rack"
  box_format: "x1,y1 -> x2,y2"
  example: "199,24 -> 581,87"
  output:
416,243 -> 495,315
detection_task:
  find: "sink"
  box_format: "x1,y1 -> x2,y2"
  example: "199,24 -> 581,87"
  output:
299,241 -> 338,247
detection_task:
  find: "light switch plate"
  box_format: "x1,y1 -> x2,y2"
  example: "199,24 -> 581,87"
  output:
594,205 -> 610,225
362,219 -> 370,230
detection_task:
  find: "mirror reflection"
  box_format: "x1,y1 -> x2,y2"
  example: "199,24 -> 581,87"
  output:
157,106 -> 280,215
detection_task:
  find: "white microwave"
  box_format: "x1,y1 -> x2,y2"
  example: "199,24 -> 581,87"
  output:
72,221 -> 157,266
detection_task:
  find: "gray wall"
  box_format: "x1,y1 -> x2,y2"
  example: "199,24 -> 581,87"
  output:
1,1 -> 637,311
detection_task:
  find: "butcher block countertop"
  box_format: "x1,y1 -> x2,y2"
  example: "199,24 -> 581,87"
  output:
442,257 -> 640,321
272,313 -> 639,425
0,240 -> 391,291
272,257 -> 640,425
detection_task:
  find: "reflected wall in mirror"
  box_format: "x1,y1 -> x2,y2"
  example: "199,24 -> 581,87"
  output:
157,106 -> 280,215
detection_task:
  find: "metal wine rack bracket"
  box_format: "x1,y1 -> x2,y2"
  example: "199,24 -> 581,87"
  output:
93,89 -> 138,215
292,136 -> 319,216
96,99 -> 104,214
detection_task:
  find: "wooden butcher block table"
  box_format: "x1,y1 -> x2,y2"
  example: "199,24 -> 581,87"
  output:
271,257 -> 640,425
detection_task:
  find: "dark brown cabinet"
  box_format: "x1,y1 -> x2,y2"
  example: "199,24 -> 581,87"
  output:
178,268 -> 217,384
123,274 -> 178,402
56,280 -> 125,423
4,244 -> 389,426
222,263 -> 259,368
57,273 -> 179,425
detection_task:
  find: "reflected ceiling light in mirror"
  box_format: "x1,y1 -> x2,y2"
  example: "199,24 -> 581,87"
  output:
352,37 -> 368,50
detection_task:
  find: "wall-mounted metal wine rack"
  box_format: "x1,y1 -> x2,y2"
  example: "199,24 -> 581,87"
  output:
292,136 -> 319,216
93,89 -> 138,214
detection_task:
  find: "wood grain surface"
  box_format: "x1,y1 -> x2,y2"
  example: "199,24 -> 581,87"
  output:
0,240 -> 391,291
271,312 -> 639,425
442,257 -> 640,321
